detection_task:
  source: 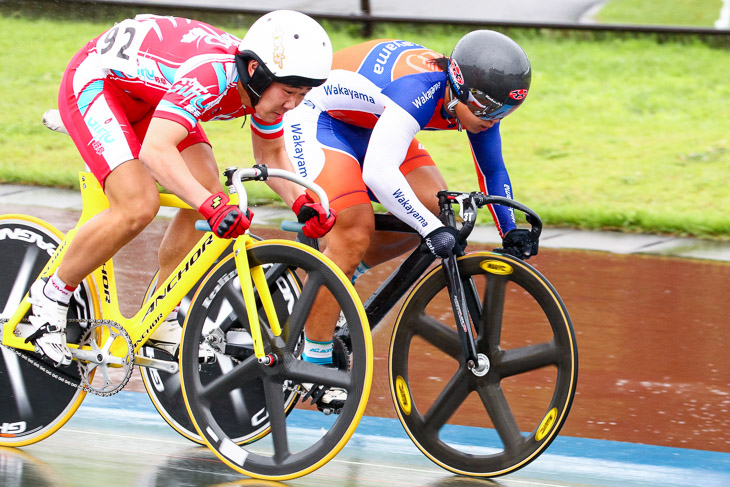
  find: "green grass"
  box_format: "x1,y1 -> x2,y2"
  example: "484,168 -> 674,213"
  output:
1,4 -> 729,238
596,0 -> 724,27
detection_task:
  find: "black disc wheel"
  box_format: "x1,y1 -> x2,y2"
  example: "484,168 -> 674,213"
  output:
0,216 -> 96,446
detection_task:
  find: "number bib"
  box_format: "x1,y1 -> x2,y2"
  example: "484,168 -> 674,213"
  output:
95,19 -> 150,74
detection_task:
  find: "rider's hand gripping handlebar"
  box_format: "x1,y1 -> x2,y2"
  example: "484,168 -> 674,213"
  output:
437,190 -> 542,259
195,165 -> 331,233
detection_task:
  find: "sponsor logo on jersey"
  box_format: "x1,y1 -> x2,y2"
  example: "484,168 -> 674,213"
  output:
392,188 -> 428,227
411,82 -> 441,109
322,83 -> 376,104
91,140 -> 105,155
290,123 -> 308,178
372,40 -> 418,75
170,78 -> 211,115
87,116 -> 116,145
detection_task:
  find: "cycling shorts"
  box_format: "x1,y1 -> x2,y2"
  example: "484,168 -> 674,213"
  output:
57,43 -> 210,188
283,107 -> 435,212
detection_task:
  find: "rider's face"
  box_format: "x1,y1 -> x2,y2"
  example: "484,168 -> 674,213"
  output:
254,82 -> 311,123
237,59 -> 311,122
453,101 -> 498,134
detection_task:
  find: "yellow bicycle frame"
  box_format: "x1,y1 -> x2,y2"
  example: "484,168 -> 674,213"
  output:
2,172 -> 281,360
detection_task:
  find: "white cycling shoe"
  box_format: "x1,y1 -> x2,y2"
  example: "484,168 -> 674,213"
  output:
26,279 -> 72,367
148,313 -> 182,357
300,367 -> 348,415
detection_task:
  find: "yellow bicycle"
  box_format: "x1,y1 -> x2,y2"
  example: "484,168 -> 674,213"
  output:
0,165 -> 373,480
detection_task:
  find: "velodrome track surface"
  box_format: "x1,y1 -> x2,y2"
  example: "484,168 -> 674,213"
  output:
1,203 -> 729,486
3,389 -> 729,487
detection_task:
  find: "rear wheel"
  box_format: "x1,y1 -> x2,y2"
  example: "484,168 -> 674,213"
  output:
0,216 -> 97,446
389,251 -> 578,477
139,238 -> 303,445
179,239 -> 372,480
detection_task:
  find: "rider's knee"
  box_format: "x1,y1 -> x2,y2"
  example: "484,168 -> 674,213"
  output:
327,226 -> 373,272
115,196 -> 159,234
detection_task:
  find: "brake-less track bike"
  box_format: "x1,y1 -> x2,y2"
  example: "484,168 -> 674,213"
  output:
282,190 -> 578,477
0,165 -> 373,480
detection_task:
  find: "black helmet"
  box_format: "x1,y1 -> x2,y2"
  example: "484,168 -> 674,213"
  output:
447,30 -> 531,121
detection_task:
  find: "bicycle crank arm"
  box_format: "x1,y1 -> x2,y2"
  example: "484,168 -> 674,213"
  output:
72,348 -> 126,366
135,355 -> 179,374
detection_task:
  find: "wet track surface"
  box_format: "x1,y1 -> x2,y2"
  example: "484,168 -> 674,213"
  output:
1,204 -> 729,486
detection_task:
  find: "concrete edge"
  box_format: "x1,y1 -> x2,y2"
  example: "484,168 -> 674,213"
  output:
1,185 -> 728,262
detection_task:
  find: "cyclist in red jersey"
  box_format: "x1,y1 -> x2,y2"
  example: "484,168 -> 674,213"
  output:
281,31 -> 535,405
25,11 -> 336,366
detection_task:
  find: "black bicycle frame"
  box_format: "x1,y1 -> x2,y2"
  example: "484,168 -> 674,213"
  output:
361,193 -> 481,366
271,190 -> 542,368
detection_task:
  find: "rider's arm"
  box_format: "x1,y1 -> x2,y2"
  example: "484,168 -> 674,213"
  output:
251,127 -> 307,208
467,123 -> 517,238
361,101 -> 443,237
139,58 -> 230,209
138,117 -> 212,209
253,120 -> 335,238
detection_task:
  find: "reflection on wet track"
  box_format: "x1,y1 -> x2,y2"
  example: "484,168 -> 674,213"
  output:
2,390 -> 729,487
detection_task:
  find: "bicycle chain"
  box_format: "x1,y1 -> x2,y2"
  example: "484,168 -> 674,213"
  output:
0,318 -> 134,397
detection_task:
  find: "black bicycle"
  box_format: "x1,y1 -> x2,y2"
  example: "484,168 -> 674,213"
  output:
285,190 -> 578,477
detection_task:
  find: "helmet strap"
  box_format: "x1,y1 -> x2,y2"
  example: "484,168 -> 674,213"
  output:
446,86 -> 463,132
235,53 -> 273,107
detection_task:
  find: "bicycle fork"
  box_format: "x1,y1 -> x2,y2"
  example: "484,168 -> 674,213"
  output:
441,254 -> 488,376
231,236 -> 282,366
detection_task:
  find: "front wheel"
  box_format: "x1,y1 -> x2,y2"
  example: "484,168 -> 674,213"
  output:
389,251 -> 578,477
179,239 -> 372,480
139,238 -> 303,445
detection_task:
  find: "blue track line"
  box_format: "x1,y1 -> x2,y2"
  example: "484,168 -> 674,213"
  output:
78,391 -> 730,487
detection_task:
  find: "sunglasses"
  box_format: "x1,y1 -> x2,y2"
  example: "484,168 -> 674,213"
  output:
466,89 -> 519,121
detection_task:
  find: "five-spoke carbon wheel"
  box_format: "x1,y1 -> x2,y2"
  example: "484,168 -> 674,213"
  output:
179,240 -> 372,480
390,251 -> 577,477
140,239 -> 303,445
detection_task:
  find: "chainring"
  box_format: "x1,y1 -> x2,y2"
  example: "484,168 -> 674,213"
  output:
76,319 -> 135,396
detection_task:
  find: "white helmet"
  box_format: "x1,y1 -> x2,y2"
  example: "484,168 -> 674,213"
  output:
236,10 -> 333,105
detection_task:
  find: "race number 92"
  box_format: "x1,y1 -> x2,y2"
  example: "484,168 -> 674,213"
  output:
99,25 -> 137,60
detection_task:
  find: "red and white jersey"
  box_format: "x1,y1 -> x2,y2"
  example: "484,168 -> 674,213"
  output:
71,14 -> 280,138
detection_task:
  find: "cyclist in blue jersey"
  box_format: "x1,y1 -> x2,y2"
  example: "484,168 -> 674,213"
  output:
281,30 -> 537,410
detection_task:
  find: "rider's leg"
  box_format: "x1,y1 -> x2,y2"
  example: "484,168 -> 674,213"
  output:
55,54 -> 161,287
55,162 -> 161,286
28,162 -> 159,365
304,203 -> 375,344
149,141 -> 221,354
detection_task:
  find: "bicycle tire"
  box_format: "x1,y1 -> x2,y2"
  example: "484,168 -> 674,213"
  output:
179,239 -> 372,480
0,216 -> 97,446
139,239 -> 303,445
389,251 -> 577,477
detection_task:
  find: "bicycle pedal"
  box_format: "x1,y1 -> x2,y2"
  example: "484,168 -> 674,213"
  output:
198,354 -> 217,365
318,406 -> 340,416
